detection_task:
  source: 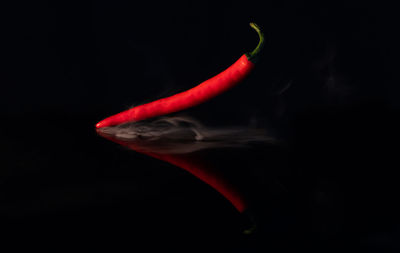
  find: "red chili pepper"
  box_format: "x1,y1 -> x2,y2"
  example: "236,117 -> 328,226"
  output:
96,23 -> 264,128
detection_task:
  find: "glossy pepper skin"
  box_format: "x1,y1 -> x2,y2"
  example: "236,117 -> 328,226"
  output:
96,23 -> 264,128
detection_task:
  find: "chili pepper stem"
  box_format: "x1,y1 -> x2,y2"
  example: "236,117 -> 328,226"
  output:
246,22 -> 264,63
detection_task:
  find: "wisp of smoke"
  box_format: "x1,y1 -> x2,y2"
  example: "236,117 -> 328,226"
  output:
97,116 -> 275,154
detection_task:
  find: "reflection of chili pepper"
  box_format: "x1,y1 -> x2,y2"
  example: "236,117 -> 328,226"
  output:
96,130 -> 249,212
97,130 -> 258,234
96,23 -> 264,128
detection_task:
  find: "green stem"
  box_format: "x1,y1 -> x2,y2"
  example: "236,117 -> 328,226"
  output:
246,22 -> 264,62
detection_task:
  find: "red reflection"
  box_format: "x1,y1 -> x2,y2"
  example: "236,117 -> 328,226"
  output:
97,130 -> 249,213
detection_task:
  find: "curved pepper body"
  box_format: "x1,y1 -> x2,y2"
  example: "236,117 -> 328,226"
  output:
96,54 -> 255,128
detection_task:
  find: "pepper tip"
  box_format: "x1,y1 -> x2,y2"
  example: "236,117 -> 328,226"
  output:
96,121 -> 103,128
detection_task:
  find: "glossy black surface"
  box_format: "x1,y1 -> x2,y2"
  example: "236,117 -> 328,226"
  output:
2,106 -> 400,251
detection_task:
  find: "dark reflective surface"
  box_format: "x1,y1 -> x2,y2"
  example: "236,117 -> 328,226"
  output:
2,106 -> 400,252
1,116 -> 287,251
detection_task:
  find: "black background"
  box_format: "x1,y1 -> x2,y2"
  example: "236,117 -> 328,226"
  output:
2,0 -> 399,251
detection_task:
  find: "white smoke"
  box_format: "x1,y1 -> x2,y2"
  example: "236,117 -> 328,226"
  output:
96,116 -> 276,154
